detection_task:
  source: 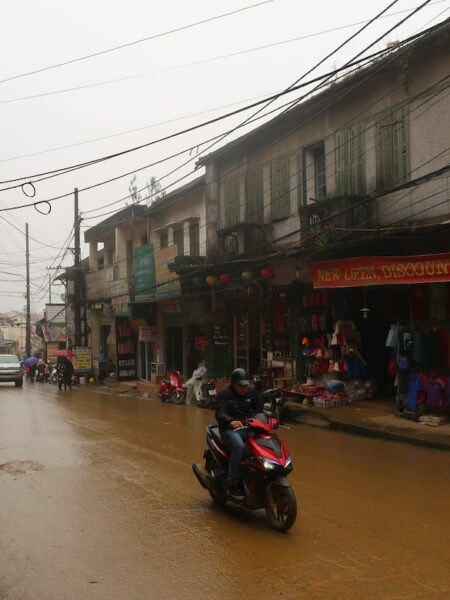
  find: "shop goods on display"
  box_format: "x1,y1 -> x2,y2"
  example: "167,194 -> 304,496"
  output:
418,414 -> 449,427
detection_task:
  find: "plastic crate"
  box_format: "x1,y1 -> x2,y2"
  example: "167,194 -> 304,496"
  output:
151,362 -> 166,376
312,397 -> 335,408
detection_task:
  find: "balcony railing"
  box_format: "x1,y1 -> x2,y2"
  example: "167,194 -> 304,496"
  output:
299,195 -> 372,247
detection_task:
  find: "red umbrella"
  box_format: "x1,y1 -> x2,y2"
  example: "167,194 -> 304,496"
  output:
54,349 -> 74,360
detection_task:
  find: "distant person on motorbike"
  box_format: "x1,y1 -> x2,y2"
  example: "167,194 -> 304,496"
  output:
215,368 -> 263,501
36,359 -> 46,381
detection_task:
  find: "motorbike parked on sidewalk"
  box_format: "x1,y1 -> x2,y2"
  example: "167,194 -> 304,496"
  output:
192,414 -> 297,532
252,377 -> 286,421
186,362 -> 217,409
48,365 -> 57,385
158,369 -> 186,404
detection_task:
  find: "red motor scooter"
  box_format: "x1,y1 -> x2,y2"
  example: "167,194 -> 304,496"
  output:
158,369 -> 186,404
192,414 -> 297,531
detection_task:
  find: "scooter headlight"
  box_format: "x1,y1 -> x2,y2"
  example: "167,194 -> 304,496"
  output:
261,457 -> 281,470
285,455 -> 292,467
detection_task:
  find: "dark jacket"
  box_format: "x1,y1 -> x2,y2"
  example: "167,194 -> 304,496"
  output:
215,384 -> 263,432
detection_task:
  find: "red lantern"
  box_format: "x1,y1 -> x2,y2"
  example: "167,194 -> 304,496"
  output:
261,268 -> 275,280
220,274 -> 231,284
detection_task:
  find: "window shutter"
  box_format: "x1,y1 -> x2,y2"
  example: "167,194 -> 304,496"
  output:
335,131 -> 344,196
355,124 -> 366,195
271,155 -> 290,220
224,176 -> 240,228
296,150 -> 306,210
246,166 -> 264,222
375,104 -> 409,190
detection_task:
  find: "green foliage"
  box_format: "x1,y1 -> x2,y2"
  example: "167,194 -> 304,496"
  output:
127,174 -> 166,206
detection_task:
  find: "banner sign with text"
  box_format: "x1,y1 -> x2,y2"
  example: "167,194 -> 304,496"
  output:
155,245 -> 181,300
310,252 -> 450,288
134,243 -> 157,301
72,347 -> 92,372
115,316 -> 137,381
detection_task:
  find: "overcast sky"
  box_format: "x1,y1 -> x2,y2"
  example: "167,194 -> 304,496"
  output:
0,0 -> 448,313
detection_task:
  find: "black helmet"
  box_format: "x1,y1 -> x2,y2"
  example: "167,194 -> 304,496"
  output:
230,368 -> 250,386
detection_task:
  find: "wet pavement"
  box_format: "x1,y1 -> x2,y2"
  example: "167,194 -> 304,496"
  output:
0,382 -> 449,600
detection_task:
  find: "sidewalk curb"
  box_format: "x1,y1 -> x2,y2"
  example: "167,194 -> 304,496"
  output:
284,405 -> 450,452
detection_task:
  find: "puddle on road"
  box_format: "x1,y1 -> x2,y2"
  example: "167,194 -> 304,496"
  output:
0,460 -> 44,475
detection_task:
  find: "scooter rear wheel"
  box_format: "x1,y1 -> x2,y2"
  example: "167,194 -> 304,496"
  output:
265,483 -> 297,532
209,479 -> 226,505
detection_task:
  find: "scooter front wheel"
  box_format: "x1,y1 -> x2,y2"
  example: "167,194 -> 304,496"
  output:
265,481 -> 297,532
171,390 -> 186,404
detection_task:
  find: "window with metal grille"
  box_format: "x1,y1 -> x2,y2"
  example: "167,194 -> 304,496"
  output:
189,221 -> 200,256
335,124 -> 366,196
314,145 -> 327,200
271,155 -> 290,220
160,229 -> 168,249
246,165 -> 264,222
375,103 -> 409,190
223,176 -> 241,228
173,227 -> 184,256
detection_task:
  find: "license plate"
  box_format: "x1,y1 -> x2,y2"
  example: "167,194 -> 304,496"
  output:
208,389 -> 216,396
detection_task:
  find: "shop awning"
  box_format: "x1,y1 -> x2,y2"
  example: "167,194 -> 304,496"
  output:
310,252 -> 450,289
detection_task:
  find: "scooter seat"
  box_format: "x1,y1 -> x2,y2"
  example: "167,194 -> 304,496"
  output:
207,424 -> 250,457
207,424 -> 223,448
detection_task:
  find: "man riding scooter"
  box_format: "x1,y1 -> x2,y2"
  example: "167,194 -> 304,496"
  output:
215,368 -> 263,501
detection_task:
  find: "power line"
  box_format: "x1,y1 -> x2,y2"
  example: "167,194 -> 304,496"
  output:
80,56 -> 448,237
2,1 -> 446,107
84,8 -> 445,226
0,1 -> 275,86
3,7 -> 441,193
0,49 -> 393,190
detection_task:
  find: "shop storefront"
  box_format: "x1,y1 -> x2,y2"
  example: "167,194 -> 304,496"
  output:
305,252 -> 450,422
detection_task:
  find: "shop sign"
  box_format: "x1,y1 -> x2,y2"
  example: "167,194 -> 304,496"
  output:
45,303 -> 66,323
129,318 -> 147,334
139,326 -> 156,342
224,283 -> 261,298
155,245 -> 181,300
161,299 -> 181,313
44,324 -> 66,342
109,279 -> 129,304
134,244 -> 157,301
212,323 -> 230,346
115,316 -> 137,381
47,343 -> 60,357
72,347 -> 92,372
195,337 -> 210,347
310,252 -> 450,288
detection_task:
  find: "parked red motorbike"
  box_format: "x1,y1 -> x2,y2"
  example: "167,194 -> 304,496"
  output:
192,414 -> 297,531
158,370 -> 186,404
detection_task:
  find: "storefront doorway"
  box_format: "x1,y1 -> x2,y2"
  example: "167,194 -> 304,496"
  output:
232,312 -> 260,377
166,326 -> 183,371
139,341 -> 154,380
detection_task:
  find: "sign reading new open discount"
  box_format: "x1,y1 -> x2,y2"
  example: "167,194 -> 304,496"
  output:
310,252 -> 450,288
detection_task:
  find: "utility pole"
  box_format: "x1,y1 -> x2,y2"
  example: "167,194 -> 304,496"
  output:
48,272 -> 52,303
25,223 -> 31,358
74,188 -> 82,347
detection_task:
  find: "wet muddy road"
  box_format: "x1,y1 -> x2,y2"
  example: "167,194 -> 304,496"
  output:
0,382 -> 449,600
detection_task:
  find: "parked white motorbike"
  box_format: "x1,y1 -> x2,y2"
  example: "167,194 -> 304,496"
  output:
186,361 -> 217,408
